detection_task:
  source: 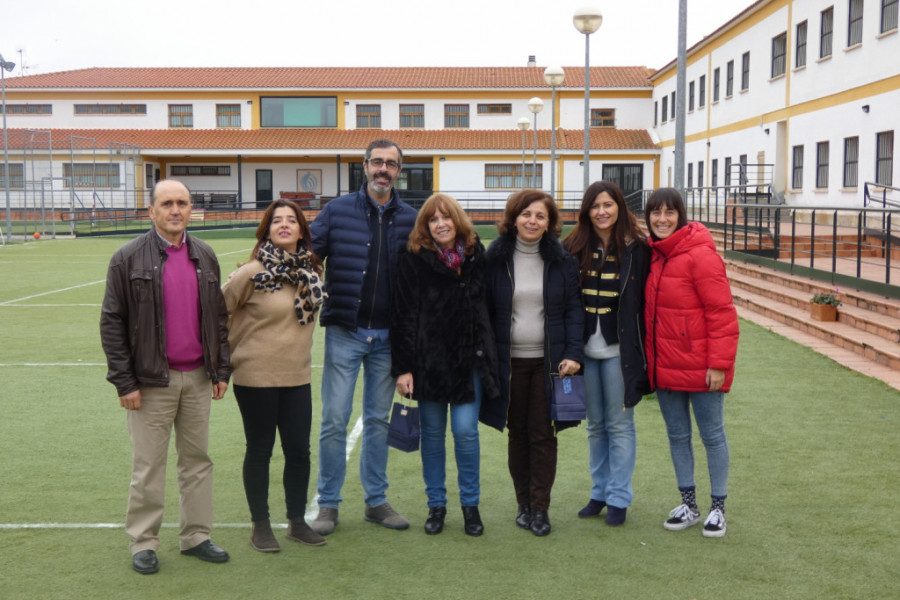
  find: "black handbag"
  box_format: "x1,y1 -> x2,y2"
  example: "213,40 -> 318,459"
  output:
550,375 -> 586,421
387,397 -> 420,452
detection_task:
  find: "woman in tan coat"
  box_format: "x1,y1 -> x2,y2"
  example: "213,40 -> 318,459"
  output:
223,199 -> 326,552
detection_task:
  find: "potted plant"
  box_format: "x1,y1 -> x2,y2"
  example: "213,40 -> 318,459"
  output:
809,289 -> 841,321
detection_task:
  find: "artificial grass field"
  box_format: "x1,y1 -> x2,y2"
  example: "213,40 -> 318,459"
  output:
1,230 -> 898,599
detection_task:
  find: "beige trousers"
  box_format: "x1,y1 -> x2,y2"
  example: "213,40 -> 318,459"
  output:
125,367 -> 214,554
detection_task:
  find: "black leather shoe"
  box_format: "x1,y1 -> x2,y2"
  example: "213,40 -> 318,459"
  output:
530,509 -> 551,537
132,549 -> 159,574
180,539 -> 230,563
462,506 -> 484,537
424,507 -> 446,535
515,504 -> 532,529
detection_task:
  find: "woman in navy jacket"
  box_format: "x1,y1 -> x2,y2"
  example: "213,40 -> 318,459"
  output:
563,180 -> 651,527
483,189 -> 583,537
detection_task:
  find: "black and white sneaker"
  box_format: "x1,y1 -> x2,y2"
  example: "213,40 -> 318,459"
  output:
702,508 -> 727,538
663,503 -> 701,531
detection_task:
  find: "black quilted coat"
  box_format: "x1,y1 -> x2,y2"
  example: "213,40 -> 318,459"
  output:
390,238 -> 503,428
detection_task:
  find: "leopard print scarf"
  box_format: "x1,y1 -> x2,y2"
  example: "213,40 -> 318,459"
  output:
251,240 -> 326,325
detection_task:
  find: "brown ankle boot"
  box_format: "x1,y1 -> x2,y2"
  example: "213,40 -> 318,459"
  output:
250,519 -> 281,553
287,517 -> 327,546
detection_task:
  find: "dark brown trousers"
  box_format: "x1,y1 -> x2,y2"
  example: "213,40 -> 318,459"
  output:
507,357 -> 558,511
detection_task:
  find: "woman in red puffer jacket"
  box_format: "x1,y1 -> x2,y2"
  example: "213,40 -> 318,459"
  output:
644,188 -> 739,539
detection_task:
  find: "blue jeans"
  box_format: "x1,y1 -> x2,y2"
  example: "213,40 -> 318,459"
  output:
317,326 -> 395,508
418,372 -> 482,508
583,355 -> 636,509
656,389 -> 729,498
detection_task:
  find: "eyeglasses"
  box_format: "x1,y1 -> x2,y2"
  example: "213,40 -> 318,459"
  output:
366,158 -> 401,170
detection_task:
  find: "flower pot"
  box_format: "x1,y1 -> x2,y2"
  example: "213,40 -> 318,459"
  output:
809,303 -> 837,322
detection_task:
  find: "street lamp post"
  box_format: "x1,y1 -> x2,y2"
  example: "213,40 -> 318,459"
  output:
573,7 -> 603,192
543,66 -> 564,198
1,53 -> 16,244
517,117 -> 531,189
527,97 -> 544,189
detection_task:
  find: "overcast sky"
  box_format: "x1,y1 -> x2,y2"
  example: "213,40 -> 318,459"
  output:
2,0 -> 751,76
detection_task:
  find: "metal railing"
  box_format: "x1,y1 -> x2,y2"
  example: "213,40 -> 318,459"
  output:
863,181 -> 900,209
723,203 -> 900,297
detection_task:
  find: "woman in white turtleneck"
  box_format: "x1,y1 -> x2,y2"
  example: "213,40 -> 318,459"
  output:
483,189 -> 584,537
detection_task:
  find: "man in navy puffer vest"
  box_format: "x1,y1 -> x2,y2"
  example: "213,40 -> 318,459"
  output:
309,139 -> 417,535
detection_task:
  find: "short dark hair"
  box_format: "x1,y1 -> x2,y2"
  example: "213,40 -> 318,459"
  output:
365,139 -> 403,164
644,187 -> 688,240
497,189 -> 561,237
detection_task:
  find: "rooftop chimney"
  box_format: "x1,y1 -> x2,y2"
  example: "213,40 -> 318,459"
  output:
527,55 -> 536,67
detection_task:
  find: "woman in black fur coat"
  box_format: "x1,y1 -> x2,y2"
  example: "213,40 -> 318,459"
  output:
391,193 -> 501,538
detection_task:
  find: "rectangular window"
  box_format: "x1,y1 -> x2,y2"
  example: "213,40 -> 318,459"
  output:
713,68 -> 720,102
848,0 -> 864,46
168,104 -> 193,128
772,33 -> 787,77
2,104 -> 52,115
726,60 -> 735,97
260,97 -> 337,128
484,164 -> 542,189
477,104 -> 512,114
816,141 -> 830,188
712,159 -> 719,187
724,157 -> 733,186
689,81 -> 695,112
75,104 -> 146,115
792,145 -> 804,188
356,104 -> 381,128
216,104 -> 240,128
654,101 -> 658,126
882,0 -> 899,33
821,7 -> 834,58
699,75 -> 706,107
739,154 -> 749,184
399,104 -> 424,128
843,137 -> 859,187
698,161 -> 705,188
796,21 -> 808,67
661,96 -> 668,123
171,165 -> 231,176
741,52 -> 751,91
0,163 -> 24,188
670,92 -> 676,120
590,108 -> 615,127
444,104 -> 469,128
876,131 -> 894,186
687,163 -> 694,188
63,163 -> 120,188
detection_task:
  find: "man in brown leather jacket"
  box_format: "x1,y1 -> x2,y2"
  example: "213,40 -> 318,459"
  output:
100,179 -> 232,575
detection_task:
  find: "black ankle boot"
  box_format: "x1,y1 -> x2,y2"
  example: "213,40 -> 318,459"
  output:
462,506 -> 484,537
515,504 -> 532,529
424,507 -> 446,535
530,509 -> 551,536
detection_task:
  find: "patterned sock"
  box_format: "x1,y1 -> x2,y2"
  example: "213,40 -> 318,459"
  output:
711,497 -> 726,513
679,487 -> 698,510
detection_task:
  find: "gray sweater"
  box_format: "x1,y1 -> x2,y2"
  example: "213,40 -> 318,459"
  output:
510,237 -> 545,358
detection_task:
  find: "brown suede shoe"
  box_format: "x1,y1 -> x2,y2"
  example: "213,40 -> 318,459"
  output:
250,519 -> 281,553
287,518 -> 327,547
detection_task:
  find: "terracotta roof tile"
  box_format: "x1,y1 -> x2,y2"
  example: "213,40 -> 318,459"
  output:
6,66 -> 654,90
5,128 -> 657,153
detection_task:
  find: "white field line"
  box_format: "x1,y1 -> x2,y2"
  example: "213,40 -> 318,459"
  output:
0,280 -> 105,306
0,363 -> 106,367
1,414 -> 362,530
0,304 -> 101,307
